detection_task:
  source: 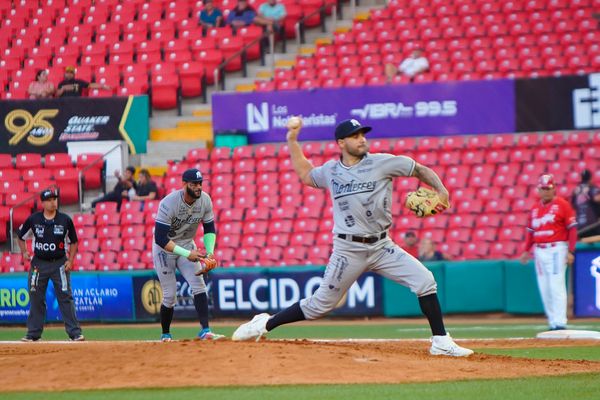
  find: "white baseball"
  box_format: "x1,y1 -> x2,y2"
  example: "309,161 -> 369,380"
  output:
287,116 -> 301,129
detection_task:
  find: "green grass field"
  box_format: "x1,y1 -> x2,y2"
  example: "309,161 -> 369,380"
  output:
3,320 -> 600,399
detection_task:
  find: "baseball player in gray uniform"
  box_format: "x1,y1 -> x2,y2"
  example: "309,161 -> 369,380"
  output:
153,168 -> 223,341
233,117 -> 473,356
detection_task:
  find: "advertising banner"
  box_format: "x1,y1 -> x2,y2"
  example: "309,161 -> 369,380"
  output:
574,250 -> 600,317
132,273 -> 218,321
212,80 -> 515,143
0,275 -> 30,323
0,273 -> 134,324
45,274 -> 134,321
0,95 -> 149,155
211,268 -> 383,317
515,74 -> 596,132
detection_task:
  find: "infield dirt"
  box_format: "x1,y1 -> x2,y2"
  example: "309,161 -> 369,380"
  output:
2,339 -> 600,391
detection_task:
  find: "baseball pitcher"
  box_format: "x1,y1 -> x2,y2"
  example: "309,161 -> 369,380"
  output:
153,168 -> 223,341
233,117 -> 473,357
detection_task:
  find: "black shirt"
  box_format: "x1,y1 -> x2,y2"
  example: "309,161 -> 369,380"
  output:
136,180 -> 158,197
57,78 -> 90,97
18,212 -> 78,260
572,183 -> 600,228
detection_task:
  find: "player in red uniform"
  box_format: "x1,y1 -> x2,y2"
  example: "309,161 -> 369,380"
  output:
520,174 -> 577,330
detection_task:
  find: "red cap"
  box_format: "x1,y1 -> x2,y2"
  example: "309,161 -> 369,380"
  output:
537,174 -> 555,189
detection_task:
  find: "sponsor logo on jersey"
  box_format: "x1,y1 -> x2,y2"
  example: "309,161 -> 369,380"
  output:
573,73 -> 600,129
35,225 -> 44,237
338,200 -> 350,211
331,179 -> 377,199
53,225 -> 64,235
344,215 -> 356,227
34,242 -> 57,251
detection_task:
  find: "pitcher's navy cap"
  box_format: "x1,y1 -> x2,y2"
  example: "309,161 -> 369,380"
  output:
182,168 -> 203,183
40,188 -> 59,201
334,119 -> 372,140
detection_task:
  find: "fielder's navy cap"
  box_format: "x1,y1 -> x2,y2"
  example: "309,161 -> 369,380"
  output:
334,119 -> 372,140
40,188 -> 58,201
182,168 -> 203,183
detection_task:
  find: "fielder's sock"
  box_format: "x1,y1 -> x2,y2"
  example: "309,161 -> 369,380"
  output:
160,305 -> 174,334
194,293 -> 210,330
418,293 -> 447,336
266,301 -> 306,331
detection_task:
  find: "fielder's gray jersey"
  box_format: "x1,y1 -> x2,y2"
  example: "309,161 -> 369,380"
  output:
154,189 -> 214,248
310,153 -> 415,235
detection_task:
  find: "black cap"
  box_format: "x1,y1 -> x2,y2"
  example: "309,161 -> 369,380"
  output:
334,119 -> 372,140
40,188 -> 58,201
405,231 -> 416,238
182,168 -> 203,183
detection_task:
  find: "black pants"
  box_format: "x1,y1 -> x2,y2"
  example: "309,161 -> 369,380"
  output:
91,190 -> 122,210
26,256 -> 82,339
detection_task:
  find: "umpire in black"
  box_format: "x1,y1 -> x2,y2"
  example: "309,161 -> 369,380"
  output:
17,188 -> 84,342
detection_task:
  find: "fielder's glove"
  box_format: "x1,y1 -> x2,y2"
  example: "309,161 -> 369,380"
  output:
405,187 -> 449,218
194,255 -> 218,276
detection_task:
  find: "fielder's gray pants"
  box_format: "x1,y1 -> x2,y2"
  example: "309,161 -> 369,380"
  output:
152,243 -> 207,308
27,256 -> 82,339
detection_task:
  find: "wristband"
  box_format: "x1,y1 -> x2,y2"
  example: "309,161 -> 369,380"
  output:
203,233 -> 216,255
173,245 -> 191,258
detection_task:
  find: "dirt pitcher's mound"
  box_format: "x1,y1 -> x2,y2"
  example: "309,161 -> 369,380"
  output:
2,339 -> 600,392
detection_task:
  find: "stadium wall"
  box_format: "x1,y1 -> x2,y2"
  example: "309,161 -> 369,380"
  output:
3,247 -> 600,324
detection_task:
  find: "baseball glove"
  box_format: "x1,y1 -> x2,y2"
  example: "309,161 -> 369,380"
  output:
405,187 -> 449,218
194,255 -> 218,276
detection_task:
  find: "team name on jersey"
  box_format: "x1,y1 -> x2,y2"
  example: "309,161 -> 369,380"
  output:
331,179 -> 377,199
531,204 -> 560,229
532,213 -> 557,229
169,216 -> 203,232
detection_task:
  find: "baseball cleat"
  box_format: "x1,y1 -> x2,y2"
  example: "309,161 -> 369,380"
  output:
20,336 -> 41,342
160,333 -> 173,342
232,313 -> 270,341
70,334 -> 85,342
430,334 -> 473,357
197,328 -> 225,340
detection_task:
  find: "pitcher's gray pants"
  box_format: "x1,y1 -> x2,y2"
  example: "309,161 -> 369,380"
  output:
300,237 -> 437,319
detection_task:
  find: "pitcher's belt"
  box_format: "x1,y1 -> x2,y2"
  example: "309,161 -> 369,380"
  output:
337,232 -> 387,244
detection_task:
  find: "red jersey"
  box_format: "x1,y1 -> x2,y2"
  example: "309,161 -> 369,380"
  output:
527,196 -> 577,243
404,244 -> 419,258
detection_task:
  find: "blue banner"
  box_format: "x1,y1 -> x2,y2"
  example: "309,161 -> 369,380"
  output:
212,80 -> 515,143
574,250 -> 600,317
212,268 -> 383,317
0,273 -> 134,323
0,276 -> 30,323
45,274 -> 134,321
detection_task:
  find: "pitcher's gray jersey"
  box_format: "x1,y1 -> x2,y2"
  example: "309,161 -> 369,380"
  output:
310,153 -> 415,235
154,189 -> 214,248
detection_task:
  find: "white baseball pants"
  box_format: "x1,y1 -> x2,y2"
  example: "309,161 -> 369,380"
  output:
533,242 -> 568,329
